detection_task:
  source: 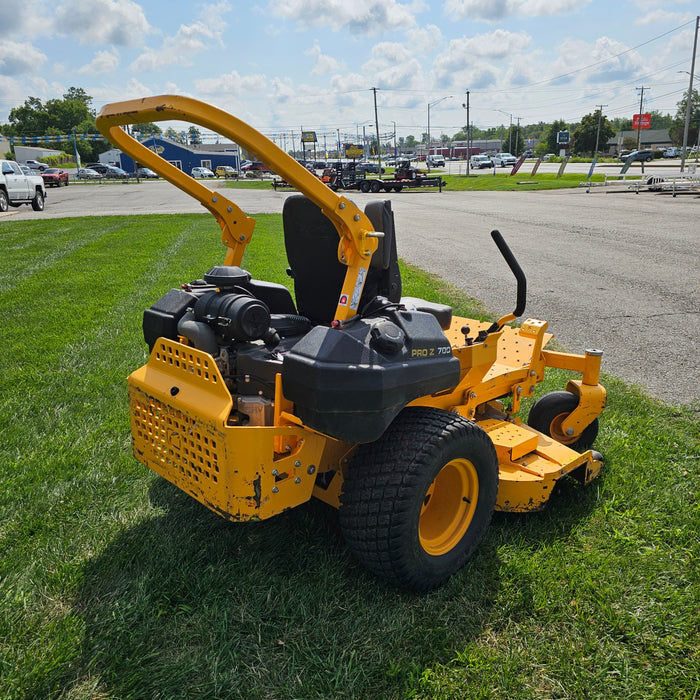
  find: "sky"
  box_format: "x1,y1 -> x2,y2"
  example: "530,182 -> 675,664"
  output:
0,0 -> 697,145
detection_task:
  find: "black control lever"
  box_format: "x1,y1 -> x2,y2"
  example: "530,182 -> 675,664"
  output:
486,229 -> 527,333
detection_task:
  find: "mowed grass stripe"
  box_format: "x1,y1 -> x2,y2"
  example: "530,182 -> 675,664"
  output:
0,214 -> 697,700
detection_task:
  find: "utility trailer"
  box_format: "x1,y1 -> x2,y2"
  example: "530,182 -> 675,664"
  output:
323,160 -> 444,193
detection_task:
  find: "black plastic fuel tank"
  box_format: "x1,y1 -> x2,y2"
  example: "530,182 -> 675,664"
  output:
281,308 -> 459,444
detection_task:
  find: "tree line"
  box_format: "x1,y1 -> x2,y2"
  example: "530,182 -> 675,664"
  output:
2,86 -> 698,161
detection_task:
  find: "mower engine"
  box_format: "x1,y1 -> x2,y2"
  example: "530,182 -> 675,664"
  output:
141,265 -> 459,442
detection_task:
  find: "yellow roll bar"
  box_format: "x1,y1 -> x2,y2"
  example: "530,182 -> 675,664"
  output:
96,95 -> 378,322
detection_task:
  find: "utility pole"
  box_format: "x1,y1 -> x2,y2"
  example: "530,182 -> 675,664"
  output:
594,104 -> 607,156
681,15 -> 699,172
463,90 -> 470,176
372,87 -> 381,179
515,117 -> 521,155
635,87 -> 647,151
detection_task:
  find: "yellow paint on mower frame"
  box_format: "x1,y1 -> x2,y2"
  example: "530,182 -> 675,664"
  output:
97,95 -> 606,525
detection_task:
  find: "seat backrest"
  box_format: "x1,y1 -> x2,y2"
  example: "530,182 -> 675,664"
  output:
283,195 -> 402,325
283,195 -> 346,325
363,200 -> 402,303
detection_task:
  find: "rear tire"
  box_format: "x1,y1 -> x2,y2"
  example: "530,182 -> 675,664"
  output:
370,180 -> 381,193
0,190 -> 8,212
339,407 -> 498,592
527,391 -> 598,449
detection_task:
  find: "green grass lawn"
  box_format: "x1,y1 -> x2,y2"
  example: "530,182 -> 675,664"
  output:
0,214 -> 697,699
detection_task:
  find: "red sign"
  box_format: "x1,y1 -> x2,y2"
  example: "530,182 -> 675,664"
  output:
632,113 -> 651,129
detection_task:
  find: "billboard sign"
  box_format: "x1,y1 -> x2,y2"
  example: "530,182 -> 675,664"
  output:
301,131 -> 317,143
632,113 -> 651,130
557,130 -> 570,144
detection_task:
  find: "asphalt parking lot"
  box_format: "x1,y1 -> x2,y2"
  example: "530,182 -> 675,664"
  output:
2,179 -> 698,407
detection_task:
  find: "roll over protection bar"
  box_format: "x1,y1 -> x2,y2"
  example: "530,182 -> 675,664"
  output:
96,95 -> 378,323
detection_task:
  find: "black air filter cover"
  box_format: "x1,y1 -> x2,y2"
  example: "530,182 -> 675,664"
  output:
204,265 -> 252,289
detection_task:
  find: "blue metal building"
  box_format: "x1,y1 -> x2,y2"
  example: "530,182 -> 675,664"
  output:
117,136 -> 240,174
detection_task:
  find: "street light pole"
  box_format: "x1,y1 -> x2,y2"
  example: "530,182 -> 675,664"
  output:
427,95 -> 452,171
495,110 -> 513,152
462,90 -> 470,177
680,17 -> 699,172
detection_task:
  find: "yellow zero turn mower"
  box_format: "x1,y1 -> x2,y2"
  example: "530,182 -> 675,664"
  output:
97,96 -> 606,592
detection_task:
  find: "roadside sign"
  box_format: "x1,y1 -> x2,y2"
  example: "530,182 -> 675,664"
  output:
557,130 -> 570,144
632,113 -> 651,130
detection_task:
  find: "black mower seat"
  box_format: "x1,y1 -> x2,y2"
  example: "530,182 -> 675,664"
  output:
283,195 -> 451,329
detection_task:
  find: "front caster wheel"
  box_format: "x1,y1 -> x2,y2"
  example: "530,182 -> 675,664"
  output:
527,390 -> 599,449
339,407 -> 499,592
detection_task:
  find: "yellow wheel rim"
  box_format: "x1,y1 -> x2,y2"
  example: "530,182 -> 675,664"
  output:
419,458 -> 479,556
549,412 -> 577,445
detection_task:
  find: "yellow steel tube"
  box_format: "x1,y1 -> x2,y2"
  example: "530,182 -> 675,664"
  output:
96,95 -> 377,322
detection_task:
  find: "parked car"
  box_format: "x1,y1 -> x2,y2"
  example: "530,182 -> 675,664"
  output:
470,154 -> 493,169
625,149 -> 654,163
191,166 -> 215,178
426,155 -> 445,167
542,153 -> 555,161
240,161 -> 270,172
77,168 -> 102,180
358,160 -> 386,174
492,152 -> 517,167
135,167 -> 159,178
41,168 -> 69,187
215,165 -> 237,178
84,163 -> 128,179
24,159 -> 48,172
663,147 -> 681,158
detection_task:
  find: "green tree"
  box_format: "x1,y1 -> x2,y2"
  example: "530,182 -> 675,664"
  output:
571,110 -> 615,155
404,135 -> 417,149
669,88 -> 700,146
3,87 -> 109,161
544,120 -> 569,153
187,126 -> 202,145
133,123 -> 162,137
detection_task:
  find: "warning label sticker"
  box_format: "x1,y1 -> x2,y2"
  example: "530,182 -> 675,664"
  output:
349,267 -> 367,310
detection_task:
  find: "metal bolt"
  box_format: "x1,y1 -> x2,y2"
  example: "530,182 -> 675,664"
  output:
294,460 -> 301,468
239,235 -> 245,241
354,214 -> 360,221
470,392 -> 477,399
271,468 -> 279,476
339,202 -> 345,209
212,196 -> 218,202
530,370 -> 537,377
565,427 -> 575,436
517,386 -> 523,395
285,444 -> 291,452
294,477 -> 301,484
227,206 -> 232,212
272,486 -> 279,493
307,465 -> 316,475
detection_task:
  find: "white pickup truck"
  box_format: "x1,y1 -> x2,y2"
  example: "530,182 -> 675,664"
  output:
0,159 -> 46,212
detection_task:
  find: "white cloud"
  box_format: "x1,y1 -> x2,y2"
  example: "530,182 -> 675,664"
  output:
431,30 -> 531,88
445,0 -> 591,21
635,9 -> 694,26
130,22 -> 220,72
0,40 -> 47,75
78,49 -> 120,75
54,0 -> 150,46
305,42 -> 344,75
270,0 -> 417,34
195,71 -> 267,96
406,25 -> 444,53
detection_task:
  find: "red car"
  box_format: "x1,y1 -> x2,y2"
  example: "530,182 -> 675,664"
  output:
41,168 -> 69,187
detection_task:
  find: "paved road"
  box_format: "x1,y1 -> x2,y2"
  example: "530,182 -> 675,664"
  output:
2,180 -> 698,406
